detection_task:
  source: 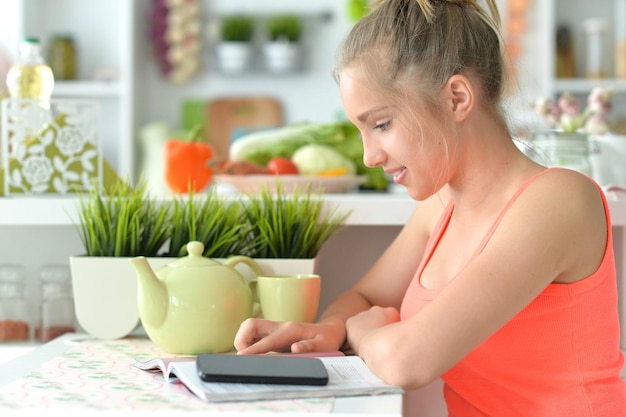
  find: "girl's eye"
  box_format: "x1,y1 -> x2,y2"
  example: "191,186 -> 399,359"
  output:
373,120 -> 390,132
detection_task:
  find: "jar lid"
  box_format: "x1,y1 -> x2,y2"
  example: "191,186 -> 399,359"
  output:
0,264 -> 26,283
22,37 -> 40,45
40,264 -> 71,284
50,35 -> 75,43
582,18 -> 608,34
0,282 -> 25,298
42,282 -> 72,299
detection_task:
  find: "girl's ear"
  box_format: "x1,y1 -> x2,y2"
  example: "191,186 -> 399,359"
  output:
444,74 -> 474,122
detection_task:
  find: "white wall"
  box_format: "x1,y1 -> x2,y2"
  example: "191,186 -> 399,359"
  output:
133,0 -> 354,131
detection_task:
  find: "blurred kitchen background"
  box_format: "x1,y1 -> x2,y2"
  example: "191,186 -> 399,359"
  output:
1,0 -> 358,185
1,0 -> 626,184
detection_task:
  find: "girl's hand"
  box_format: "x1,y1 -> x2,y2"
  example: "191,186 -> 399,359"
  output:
234,318 -> 346,355
345,306 -> 400,354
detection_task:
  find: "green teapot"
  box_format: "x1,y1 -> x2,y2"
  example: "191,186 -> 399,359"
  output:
129,241 -> 263,354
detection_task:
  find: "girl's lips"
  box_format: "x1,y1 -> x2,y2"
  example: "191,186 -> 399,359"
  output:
392,167 -> 407,184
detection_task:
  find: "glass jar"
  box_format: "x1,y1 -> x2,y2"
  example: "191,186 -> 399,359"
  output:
616,0 -> 626,78
47,35 -> 77,80
582,18 -> 608,79
531,131 -> 593,176
36,264 -> 75,342
5,37 -> 55,100
0,264 -> 30,342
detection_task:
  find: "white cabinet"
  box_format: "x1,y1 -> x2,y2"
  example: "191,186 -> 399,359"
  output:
517,0 -> 626,99
1,0 -> 135,178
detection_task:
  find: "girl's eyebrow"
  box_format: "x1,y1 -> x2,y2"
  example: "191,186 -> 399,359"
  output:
357,106 -> 390,122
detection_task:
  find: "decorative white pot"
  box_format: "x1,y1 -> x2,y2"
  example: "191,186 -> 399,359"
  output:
216,42 -> 253,74
263,42 -> 300,73
69,255 -> 317,340
69,256 -> 170,340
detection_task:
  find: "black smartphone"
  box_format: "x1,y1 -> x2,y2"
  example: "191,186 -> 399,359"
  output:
196,354 -> 329,386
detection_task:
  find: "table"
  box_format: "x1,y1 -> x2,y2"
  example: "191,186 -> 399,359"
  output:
0,333 -> 403,416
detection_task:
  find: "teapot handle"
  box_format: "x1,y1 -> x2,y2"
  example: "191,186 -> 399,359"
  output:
223,256 -> 264,278
223,256 -> 264,318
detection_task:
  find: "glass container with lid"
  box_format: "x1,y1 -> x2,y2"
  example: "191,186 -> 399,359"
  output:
5,37 -> 55,100
36,264 -> 75,342
0,264 -> 30,342
48,35 -> 77,80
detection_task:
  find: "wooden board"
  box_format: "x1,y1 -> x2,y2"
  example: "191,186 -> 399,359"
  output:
206,97 -> 283,161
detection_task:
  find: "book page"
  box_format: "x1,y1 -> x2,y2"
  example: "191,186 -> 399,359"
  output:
153,356 -> 404,403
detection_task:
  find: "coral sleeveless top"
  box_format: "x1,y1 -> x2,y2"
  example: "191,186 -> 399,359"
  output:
400,169 -> 626,416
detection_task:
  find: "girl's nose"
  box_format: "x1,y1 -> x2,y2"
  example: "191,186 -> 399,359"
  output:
361,135 -> 384,169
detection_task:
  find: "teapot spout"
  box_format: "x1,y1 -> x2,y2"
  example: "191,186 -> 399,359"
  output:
129,257 -> 168,329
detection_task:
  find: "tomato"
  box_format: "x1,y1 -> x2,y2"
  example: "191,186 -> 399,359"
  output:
266,157 -> 299,175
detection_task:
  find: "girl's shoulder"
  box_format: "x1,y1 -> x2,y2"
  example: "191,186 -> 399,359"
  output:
526,168 -> 603,207
510,167 -> 607,232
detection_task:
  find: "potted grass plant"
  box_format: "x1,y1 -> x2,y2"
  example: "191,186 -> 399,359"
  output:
243,183 -> 348,259
68,177 -> 173,340
167,183 -> 350,278
166,186 -> 250,258
72,178 -> 171,257
232,183 -> 350,279
263,14 -> 303,73
216,15 -> 255,74
68,179 -> 350,340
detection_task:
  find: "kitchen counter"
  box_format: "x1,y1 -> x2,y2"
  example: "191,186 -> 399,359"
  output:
0,333 -> 403,416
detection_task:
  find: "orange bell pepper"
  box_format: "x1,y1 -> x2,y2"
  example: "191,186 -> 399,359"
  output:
164,126 -> 215,193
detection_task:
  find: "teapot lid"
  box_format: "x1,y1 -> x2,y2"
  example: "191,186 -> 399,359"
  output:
168,241 -> 221,268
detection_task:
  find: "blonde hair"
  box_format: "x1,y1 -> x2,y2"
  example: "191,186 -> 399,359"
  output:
334,0 -> 508,122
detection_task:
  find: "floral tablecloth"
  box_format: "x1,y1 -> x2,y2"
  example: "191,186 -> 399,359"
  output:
0,336 -> 333,413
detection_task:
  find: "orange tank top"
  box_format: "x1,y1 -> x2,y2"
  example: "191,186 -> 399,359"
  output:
400,169 -> 626,416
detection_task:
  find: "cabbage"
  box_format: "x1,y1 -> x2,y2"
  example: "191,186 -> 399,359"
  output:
291,144 -> 356,176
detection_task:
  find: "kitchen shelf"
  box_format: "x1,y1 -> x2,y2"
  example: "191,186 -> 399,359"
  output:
0,193 -> 418,227
553,78 -> 626,94
209,10 -> 333,25
52,80 -> 122,98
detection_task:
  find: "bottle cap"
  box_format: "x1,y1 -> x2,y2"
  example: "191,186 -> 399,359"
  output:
40,264 -> 71,283
0,264 -> 26,283
582,19 -> 608,34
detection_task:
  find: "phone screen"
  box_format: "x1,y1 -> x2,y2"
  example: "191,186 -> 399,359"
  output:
196,354 -> 329,386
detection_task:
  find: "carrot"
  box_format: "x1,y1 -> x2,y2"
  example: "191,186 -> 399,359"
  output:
316,167 -> 348,177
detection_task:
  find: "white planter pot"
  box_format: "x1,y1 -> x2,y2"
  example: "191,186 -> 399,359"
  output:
263,42 -> 300,73
69,256 -> 170,340
216,42 -> 253,74
69,256 -> 317,340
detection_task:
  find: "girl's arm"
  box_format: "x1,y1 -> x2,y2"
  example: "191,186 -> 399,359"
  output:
347,170 -> 607,389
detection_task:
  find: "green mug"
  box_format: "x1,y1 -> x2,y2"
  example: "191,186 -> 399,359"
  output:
249,274 -> 321,323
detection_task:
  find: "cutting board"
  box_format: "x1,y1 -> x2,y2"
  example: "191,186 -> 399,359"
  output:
206,97 -> 283,160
